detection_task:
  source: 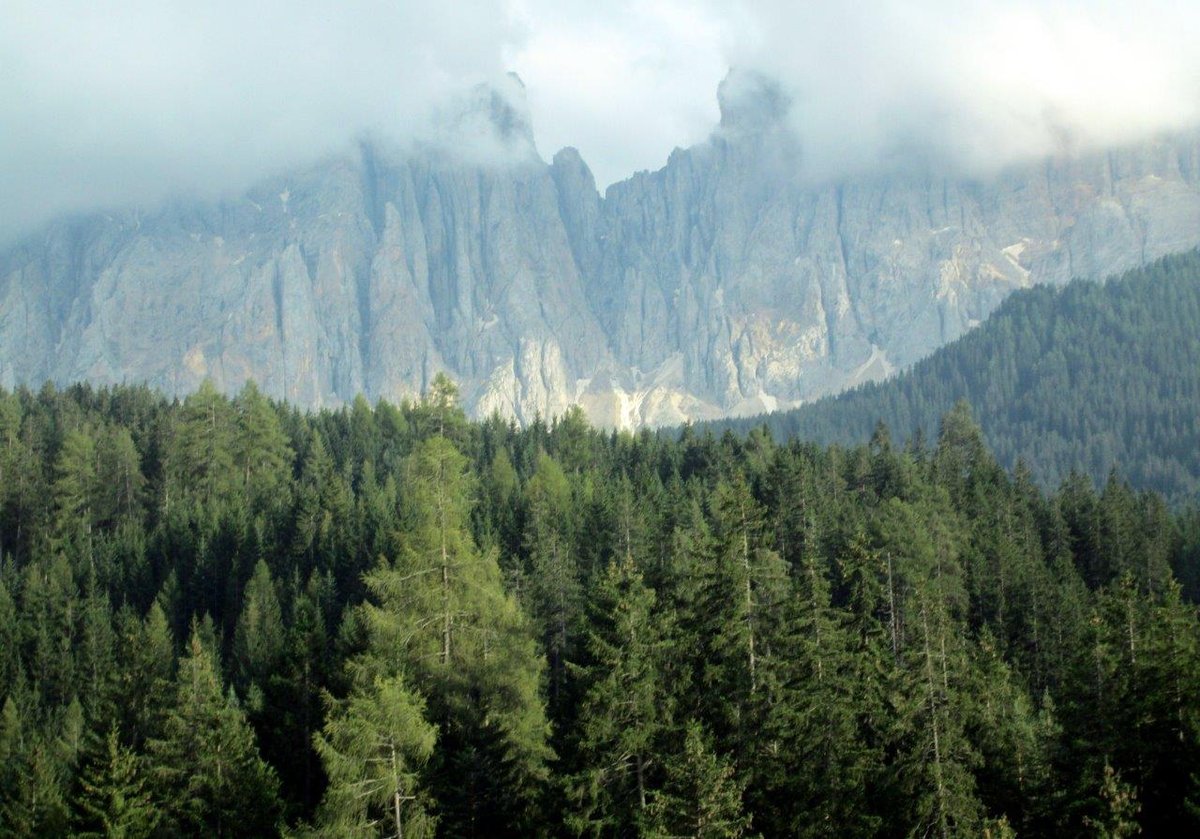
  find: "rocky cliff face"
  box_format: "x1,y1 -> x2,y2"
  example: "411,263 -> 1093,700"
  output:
4,75 -> 1200,427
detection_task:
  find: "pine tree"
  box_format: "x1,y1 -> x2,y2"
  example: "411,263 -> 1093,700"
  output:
1084,764 -> 1142,838
234,380 -> 294,514
699,477 -> 789,755
272,574 -> 334,815
96,425 -> 145,529
967,632 -> 1061,834
873,499 -> 982,838
0,576 -> 18,696
313,674 -> 437,838
0,737 -> 70,838
115,602 -> 175,748
361,434 -> 551,836
233,558 -> 286,694
165,379 -> 237,507
51,425 -> 100,552
522,452 -> 582,713
771,545 -> 880,838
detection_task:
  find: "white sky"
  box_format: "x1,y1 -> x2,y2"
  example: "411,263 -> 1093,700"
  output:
3,0 -> 1200,240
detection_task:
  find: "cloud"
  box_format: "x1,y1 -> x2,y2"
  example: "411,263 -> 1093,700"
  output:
508,0 -> 727,189
3,1 -> 1200,240
717,0 -> 1200,178
0,0 -> 522,240
512,0 -> 1200,184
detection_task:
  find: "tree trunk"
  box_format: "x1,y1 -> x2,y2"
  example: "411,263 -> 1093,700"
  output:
636,753 -> 647,811
438,456 -> 451,666
740,504 -> 757,693
921,601 -> 950,839
391,740 -> 405,839
886,552 -> 899,661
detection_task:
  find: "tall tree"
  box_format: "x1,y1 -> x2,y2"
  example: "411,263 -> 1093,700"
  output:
646,721 -> 750,839
522,452 -> 582,713
165,379 -> 237,508
698,477 -> 790,756
568,554 -> 670,837
313,674 -> 437,838
233,558 -> 286,695
147,626 -> 280,837
234,381 -> 294,514
361,434 -> 550,836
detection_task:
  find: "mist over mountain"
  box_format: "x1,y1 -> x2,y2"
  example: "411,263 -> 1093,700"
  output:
6,8 -> 1200,834
4,73 -> 1200,427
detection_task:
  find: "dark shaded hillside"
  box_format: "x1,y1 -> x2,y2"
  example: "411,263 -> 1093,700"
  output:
708,250 -> 1200,504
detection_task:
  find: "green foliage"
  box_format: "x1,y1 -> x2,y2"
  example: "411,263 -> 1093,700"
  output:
646,721 -> 750,839
357,434 -> 551,836
705,250 -> 1200,506
0,378 -> 1196,837
568,553 -> 671,836
312,675 -> 437,838
1085,764 -> 1142,839
147,627 -> 281,837
73,727 -> 160,839
234,381 -> 294,514
233,559 -> 286,693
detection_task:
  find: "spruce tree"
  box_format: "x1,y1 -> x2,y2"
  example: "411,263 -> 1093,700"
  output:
233,558 -> 286,695
569,554 -> 670,836
73,727 -> 159,839
646,721 -> 750,839
234,381 -> 294,514
147,626 -> 280,837
699,477 -> 789,757
522,452 -> 582,713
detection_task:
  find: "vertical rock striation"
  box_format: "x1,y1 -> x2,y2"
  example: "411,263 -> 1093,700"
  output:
4,75 -> 1200,427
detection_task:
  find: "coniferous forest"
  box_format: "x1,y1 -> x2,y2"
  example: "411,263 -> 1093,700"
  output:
707,251 -> 1200,507
1,377 -> 1199,837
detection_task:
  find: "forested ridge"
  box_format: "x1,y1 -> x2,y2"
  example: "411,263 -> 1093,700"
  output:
705,250 -> 1200,506
1,378 -> 1199,837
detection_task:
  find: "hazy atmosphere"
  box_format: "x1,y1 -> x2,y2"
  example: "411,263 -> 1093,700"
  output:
4,0 -> 1200,240
5,4 -> 1200,838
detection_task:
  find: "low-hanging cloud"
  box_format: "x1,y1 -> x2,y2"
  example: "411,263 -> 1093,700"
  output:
0,0 -> 521,241
3,1 -> 1200,241
718,0 -> 1200,179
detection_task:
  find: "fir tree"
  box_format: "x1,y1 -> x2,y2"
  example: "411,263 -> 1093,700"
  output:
569,554 -> 670,836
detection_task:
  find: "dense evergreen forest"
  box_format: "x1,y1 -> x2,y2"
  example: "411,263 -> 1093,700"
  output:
706,250 -> 1200,506
1,377 -> 1199,837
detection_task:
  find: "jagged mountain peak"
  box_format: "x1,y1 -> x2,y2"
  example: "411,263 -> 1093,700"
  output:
4,79 -> 1200,428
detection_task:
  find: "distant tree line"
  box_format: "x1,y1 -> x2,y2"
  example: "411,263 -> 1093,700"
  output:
0,377 -> 1198,836
704,249 -> 1200,507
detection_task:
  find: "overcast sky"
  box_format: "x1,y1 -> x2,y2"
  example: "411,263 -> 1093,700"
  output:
3,0 -> 1200,240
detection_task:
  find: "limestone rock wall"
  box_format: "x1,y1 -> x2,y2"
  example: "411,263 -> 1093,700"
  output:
4,81 -> 1200,427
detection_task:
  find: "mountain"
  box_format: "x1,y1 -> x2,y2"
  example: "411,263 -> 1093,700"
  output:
706,250 -> 1200,505
5,72 -> 1200,426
